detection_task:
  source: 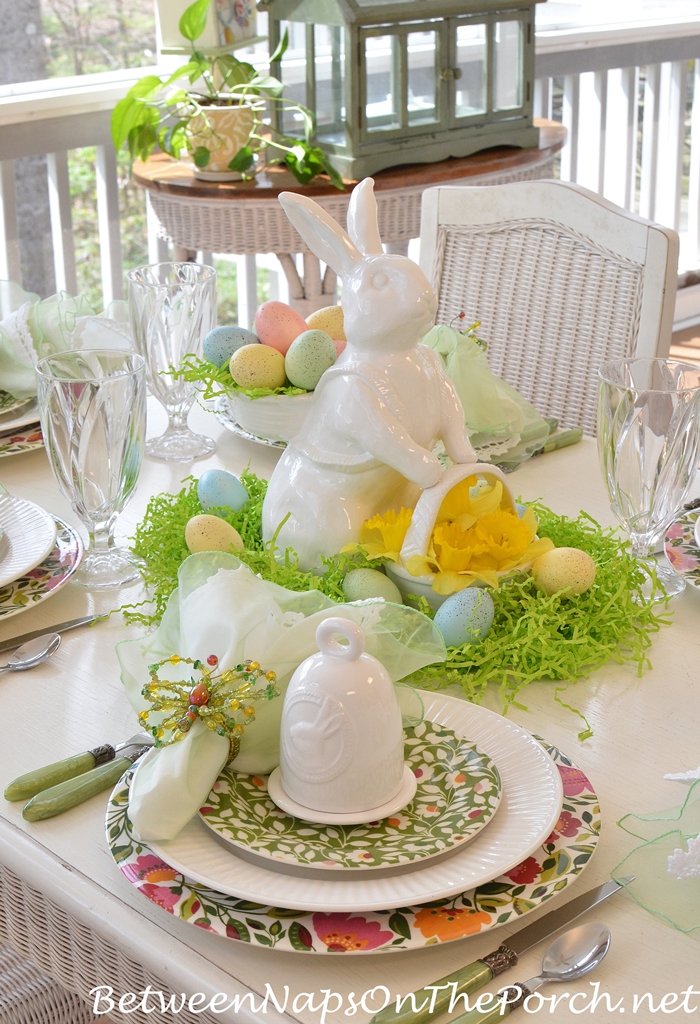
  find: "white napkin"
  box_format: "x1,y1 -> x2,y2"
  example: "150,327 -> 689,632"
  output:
117,552 -> 446,841
0,281 -> 132,399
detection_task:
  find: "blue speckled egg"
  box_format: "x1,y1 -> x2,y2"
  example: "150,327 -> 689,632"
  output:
197,470 -> 249,514
342,568 -> 403,604
284,330 -> 336,390
434,588 -> 495,647
203,326 -> 259,368
515,502 -> 527,518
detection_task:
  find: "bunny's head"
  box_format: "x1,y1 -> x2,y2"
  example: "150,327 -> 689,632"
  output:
279,178 -> 437,353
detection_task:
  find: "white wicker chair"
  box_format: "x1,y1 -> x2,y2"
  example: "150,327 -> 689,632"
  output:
0,944 -> 98,1023
419,180 -> 679,435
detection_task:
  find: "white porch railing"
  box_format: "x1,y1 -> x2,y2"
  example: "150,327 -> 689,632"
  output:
1,18 -> 699,322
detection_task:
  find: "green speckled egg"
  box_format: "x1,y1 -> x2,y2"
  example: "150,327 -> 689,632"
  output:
342,568 -> 403,604
284,330 -> 337,390
185,515 -> 244,554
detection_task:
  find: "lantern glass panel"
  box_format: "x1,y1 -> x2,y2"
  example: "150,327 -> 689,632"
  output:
279,20 -> 307,136
454,23 -> 487,118
365,34 -> 401,133
315,24 -> 346,146
407,30 -> 438,126
493,20 -> 523,110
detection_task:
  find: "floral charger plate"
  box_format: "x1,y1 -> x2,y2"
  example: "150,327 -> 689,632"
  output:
665,509 -> 700,589
0,517 -> 83,620
199,721 -> 502,873
0,423 -> 43,459
106,738 -> 600,953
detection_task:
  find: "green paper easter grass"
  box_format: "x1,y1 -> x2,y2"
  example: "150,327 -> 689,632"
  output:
123,477 -> 670,734
179,355 -> 308,400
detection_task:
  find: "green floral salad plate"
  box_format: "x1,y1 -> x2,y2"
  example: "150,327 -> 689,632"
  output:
106,738 -> 599,953
664,509 -> 700,590
198,721 -> 502,873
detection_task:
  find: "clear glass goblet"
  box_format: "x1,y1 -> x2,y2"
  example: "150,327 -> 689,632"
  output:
127,262 -> 217,461
35,350 -> 147,589
597,358 -> 700,599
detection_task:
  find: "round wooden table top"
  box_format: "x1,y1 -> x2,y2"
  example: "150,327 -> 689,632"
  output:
133,119 -> 566,201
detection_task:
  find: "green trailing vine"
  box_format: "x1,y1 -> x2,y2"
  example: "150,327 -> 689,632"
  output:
124,475 -> 670,732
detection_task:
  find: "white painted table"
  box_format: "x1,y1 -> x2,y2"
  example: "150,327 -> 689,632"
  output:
0,403 -> 699,1024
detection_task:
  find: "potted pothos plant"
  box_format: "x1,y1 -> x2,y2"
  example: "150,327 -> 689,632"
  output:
111,0 -> 343,188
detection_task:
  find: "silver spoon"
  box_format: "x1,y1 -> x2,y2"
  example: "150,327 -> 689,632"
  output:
0,633 -> 61,675
451,921 -> 611,1023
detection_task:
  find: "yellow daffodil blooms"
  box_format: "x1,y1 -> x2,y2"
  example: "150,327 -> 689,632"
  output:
435,475 -> 505,531
348,507 -> 413,562
406,505 -> 554,593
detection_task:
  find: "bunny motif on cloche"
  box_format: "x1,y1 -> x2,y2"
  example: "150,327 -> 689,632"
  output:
262,177 -> 476,571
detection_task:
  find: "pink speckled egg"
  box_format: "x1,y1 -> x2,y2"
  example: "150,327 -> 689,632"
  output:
254,301 -> 308,355
333,339 -> 347,356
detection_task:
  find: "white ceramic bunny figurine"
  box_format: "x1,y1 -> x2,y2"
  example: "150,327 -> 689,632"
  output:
262,177 -> 476,570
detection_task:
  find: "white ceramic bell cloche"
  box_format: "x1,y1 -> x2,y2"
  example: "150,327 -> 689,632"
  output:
268,616 -> 417,825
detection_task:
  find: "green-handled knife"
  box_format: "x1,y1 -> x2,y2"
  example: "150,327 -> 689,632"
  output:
370,877 -> 632,1024
21,742 -> 152,821
4,732 -> 152,802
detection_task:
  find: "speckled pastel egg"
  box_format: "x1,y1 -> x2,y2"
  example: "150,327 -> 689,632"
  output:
197,470 -> 249,514
185,514 -> 244,554
306,305 -> 346,342
342,568 -> 403,603
334,339 -> 347,357
284,330 -> 336,390
434,588 -> 495,647
229,344 -> 287,389
203,325 -> 259,368
254,301 -> 308,355
531,547 -> 597,597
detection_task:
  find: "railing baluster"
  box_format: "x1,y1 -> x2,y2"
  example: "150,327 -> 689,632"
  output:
46,150 -> 78,295
688,60 -> 700,267
603,67 -> 637,210
533,77 -> 552,120
0,161 -> 21,283
639,63 -> 660,220
654,61 -> 687,232
575,71 -> 605,192
560,74 -> 579,182
146,193 -> 170,265
95,144 -> 123,303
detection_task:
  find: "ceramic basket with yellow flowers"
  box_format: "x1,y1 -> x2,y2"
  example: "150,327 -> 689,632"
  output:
369,464 -> 556,611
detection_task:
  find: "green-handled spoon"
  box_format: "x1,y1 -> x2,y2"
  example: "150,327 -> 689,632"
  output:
0,633 -> 61,676
448,922 -> 611,1024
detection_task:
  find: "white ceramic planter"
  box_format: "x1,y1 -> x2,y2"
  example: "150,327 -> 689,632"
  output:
188,103 -> 256,181
228,391 -> 314,443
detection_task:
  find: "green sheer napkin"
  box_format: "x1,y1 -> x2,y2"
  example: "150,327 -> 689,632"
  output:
0,280 -> 131,399
117,552 -> 444,841
613,779 -> 700,933
423,324 -> 551,462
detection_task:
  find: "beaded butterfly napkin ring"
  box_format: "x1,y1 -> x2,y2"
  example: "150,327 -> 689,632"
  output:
138,655 -> 279,764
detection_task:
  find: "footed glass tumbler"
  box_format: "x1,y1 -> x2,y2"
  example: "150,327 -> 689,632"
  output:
597,358 -> 700,599
36,350 -> 146,589
127,262 -> 216,461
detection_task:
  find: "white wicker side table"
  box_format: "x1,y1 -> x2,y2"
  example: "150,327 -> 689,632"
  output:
134,120 -> 566,316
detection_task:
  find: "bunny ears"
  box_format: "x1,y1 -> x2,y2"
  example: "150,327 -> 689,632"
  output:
278,178 -> 383,279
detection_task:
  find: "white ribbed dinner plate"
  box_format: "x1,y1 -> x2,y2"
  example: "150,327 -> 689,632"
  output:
0,495 -> 57,588
147,692 -> 563,912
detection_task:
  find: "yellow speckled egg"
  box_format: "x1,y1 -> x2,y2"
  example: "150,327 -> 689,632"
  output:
255,301 -> 308,355
229,344 -> 287,389
306,304 -> 346,342
531,547 -> 597,597
185,515 -> 244,554
285,330 -> 336,390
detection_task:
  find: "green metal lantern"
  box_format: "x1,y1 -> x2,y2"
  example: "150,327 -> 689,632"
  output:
259,0 -> 543,178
